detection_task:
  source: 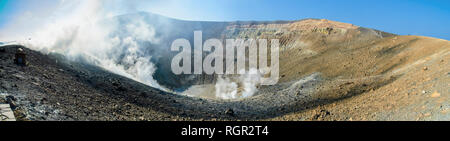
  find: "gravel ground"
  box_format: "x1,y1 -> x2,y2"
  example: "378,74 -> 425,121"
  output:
0,19 -> 448,121
0,45 -> 342,121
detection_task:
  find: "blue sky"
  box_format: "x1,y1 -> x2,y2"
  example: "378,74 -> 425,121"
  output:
0,0 -> 449,40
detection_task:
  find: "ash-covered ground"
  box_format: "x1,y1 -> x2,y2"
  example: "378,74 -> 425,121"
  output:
1,17 -> 448,121
0,45 -> 335,121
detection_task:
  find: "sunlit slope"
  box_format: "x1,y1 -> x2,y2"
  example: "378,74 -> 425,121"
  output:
225,19 -> 449,120
272,35 -> 449,120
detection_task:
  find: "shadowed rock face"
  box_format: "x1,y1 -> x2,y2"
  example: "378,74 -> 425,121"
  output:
0,12 -> 448,121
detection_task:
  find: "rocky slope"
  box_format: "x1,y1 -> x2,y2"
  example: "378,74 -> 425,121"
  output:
0,13 -> 448,121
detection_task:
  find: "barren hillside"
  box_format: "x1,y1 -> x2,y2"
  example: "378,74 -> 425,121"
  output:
0,14 -> 448,121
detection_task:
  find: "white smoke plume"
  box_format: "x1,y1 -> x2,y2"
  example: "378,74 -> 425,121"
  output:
0,0 -> 265,99
215,68 -> 262,99
1,0 -> 166,90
